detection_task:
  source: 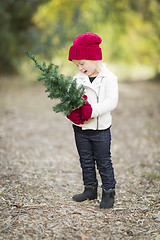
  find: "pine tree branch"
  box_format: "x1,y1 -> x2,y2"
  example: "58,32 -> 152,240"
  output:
26,51 -> 86,116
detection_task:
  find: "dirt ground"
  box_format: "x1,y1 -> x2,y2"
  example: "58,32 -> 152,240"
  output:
0,77 -> 160,240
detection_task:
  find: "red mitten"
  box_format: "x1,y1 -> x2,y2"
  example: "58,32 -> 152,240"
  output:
67,108 -> 84,125
80,95 -> 92,121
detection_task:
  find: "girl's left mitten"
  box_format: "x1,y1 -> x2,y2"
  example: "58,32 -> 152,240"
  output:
80,95 -> 92,121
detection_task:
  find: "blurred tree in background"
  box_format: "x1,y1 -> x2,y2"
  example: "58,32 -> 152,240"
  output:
0,0 -> 159,79
98,0 -> 160,77
0,0 -> 49,74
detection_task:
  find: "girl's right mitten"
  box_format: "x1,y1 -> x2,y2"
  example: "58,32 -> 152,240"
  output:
67,108 -> 84,125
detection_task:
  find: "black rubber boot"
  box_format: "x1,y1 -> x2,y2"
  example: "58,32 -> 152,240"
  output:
100,189 -> 115,209
72,186 -> 97,202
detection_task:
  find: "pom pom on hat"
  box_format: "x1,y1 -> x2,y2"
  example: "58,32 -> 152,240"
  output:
68,32 -> 102,61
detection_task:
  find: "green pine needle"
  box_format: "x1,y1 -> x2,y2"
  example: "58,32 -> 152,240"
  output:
26,51 -> 86,116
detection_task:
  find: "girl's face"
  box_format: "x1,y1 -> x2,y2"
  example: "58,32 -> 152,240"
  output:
72,60 -> 99,77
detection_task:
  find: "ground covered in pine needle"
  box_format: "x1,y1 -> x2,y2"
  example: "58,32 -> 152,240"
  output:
0,77 -> 160,240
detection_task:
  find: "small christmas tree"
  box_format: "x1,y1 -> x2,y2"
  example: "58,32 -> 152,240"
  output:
26,51 -> 86,116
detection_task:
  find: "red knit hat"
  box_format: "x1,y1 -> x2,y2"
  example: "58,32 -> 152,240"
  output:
68,32 -> 102,61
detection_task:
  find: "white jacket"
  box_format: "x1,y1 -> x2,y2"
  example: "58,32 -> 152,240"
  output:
72,64 -> 118,130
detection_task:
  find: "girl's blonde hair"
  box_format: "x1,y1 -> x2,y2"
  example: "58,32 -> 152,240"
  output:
84,60 -> 104,73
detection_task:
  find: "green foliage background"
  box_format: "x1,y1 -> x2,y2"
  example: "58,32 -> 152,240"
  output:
0,0 -> 159,80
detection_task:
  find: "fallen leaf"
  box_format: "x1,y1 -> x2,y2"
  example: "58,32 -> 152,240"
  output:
80,231 -> 88,240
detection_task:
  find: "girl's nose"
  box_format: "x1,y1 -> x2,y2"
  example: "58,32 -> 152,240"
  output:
78,65 -> 82,71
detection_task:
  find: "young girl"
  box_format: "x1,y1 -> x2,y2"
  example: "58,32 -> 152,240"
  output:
67,32 -> 118,209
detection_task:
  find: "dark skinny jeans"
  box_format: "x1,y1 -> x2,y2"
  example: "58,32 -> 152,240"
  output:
73,126 -> 116,190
